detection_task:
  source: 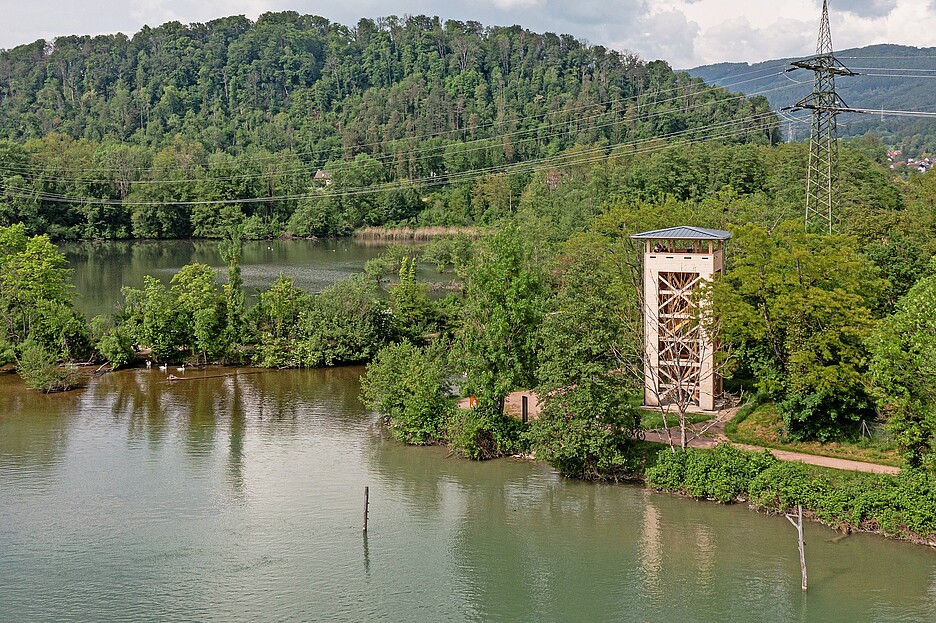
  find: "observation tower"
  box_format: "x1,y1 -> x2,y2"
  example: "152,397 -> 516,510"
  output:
630,226 -> 731,411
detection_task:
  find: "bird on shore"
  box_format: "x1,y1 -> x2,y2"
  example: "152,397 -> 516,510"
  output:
158,363 -> 168,372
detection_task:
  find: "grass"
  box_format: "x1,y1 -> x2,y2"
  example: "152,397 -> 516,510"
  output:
726,401 -> 903,467
638,409 -> 712,431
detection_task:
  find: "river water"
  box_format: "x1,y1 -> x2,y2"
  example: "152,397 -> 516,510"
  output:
0,240 -> 934,622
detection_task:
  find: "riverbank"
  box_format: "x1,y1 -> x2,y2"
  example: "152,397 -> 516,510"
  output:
466,390 -> 932,547
640,442 -> 936,547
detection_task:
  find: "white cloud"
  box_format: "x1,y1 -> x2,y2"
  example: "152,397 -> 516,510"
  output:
629,9 -> 701,68
489,0 -> 544,9
694,16 -> 814,66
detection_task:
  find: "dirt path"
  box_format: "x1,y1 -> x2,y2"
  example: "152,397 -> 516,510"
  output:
641,406 -> 901,475
461,391 -> 901,475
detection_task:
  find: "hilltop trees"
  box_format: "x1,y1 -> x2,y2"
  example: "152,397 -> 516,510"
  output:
0,13 -> 777,240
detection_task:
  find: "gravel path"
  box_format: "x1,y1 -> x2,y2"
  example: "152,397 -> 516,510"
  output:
459,392 -> 902,475
642,406 -> 901,475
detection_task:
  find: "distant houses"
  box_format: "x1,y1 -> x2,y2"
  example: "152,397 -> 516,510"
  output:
887,149 -> 933,173
313,169 -> 332,186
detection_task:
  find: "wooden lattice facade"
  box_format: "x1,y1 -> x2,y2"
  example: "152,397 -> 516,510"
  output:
631,227 -> 731,411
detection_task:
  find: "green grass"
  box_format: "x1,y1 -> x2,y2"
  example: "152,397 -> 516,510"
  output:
725,400 -> 903,467
638,409 -> 712,431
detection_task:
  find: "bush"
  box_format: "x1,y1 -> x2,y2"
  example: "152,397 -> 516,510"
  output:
527,383 -> 639,481
778,389 -> 875,442
91,315 -> 134,370
647,443 -> 777,503
97,329 -> 135,370
360,341 -> 453,445
16,340 -> 81,392
446,409 -> 527,460
293,275 -> 392,367
251,274 -> 393,368
648,443 -> 936,540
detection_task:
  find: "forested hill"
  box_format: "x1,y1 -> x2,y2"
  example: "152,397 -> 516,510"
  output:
0,12 -> 777,239
688,44 -> 936,154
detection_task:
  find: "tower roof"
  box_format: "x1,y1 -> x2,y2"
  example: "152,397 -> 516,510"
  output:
630,226 -> 732,240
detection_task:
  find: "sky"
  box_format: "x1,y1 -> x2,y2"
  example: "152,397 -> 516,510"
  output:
1,0 -> 934,68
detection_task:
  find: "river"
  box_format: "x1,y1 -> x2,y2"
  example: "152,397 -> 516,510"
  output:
0,239 -> 934,622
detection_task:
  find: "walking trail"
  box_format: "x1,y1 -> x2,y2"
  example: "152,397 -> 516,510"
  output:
460,392 -> 901,475
641,406 -> 901,475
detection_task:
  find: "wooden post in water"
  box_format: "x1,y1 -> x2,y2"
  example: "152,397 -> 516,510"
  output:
363,486 -> 369,533
785,504 -> 807,591
521,395 -> 529,423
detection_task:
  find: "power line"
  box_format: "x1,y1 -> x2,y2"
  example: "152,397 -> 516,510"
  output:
789,0 -> 854,235
857,73 -> 936,80
0,113 -> 777,207
0,82 -> 790,187
849,66 -> 936,73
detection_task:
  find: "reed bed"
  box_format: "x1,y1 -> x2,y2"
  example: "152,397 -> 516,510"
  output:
353,226 -> 481,242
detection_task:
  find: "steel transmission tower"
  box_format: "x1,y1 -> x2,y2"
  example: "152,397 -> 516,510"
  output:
788,1 -> 855,234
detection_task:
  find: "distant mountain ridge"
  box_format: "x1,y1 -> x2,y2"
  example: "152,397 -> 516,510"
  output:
688,44 -> 936,153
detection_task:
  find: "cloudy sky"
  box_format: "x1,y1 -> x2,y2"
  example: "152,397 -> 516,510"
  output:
1,0 -> 934,68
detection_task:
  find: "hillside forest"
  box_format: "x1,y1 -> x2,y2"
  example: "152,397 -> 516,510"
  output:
1,14 -> 936,484
689,43 -> 936,155
0,12 -> 776,239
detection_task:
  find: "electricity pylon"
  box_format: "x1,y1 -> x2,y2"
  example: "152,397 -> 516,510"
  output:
787,1 -> 856,234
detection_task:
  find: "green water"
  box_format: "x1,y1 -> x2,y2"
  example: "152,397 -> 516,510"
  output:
1,239 -> 931,621
1,366 -> 934,622
59,238 -> 391,319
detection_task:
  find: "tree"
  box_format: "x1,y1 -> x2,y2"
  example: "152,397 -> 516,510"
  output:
869,259 -> 936,468
456,222 -> 547,415
293,274 -> 392,367
250,275 -> 310,368
0,223 -> 90,365
218,224 -> 246,361
360,340 -> 453,444
170,263 -> 226,363
389,256 -> 433,342
120,276 -> 185,363
529,232 -> 642,478
711,222 -> 882,441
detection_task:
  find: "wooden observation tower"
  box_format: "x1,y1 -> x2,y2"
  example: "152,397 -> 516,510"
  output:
630,227 -> 731,412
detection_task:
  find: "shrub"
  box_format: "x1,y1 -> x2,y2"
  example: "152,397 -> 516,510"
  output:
648,444 -> 778,503
778,389 -> 875,442
527,382 -> 639,481
360,341 -> 453,445
17,340 -> 81,392
649,443 -> 936,540
447,409 -> 527,460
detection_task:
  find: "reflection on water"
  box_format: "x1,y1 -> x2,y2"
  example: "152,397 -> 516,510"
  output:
639,492 -> 663,601
1,367 -> 936,622
60,239 -> 393,319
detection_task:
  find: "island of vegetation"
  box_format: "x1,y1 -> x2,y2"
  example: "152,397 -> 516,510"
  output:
1,12 -> 934,546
